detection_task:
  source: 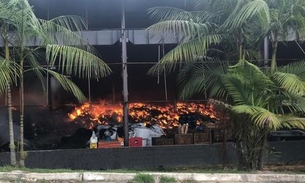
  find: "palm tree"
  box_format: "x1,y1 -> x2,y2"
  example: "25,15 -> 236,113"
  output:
4,33 -> 17,167
265,0 -> 305,72
146,0 -> 270,74
226,60 -> 305,169
0,0 -> 111,167
146,0 -> 305,170
179,59 -> 305,170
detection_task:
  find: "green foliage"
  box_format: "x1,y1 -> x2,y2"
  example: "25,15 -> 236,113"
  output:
0,0 -> 112,167
159,3 -> 305,166
174,58 -> 305,170
0,59 -> 20,94
131,173 -> 155,183
147,0 -> 271,75
0,0 -> 111,102
159,175 -> 177,183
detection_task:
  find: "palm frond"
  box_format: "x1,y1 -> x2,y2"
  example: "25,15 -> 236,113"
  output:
177,59 -> 228,99
148,5 -> 217,24
280,115 -> 305,130
280,92 -> 305,113
147,34 -> 223,74
24,50 -> 46,93
221,73 -> 253,105
148,6 -> 192,22
0,59 -> 20,94
209,81 -> 228,99
46,44 -> 111,79
45,69 -> 86,102
278,61 -> 305,79
204,0 -> 237,24
16,1 -> 42,35
177,62 -> 206,100
49,15 -> 87,31
221,60 -> 274,105
229,60 -> 273,90
39,19 -> 87,46
271,72 -> 305,95
222,0 -> 270,31
232,105 -> 282,130
147,20 -> 214,43
193,0 -> 207,10
1,0 -> 44,48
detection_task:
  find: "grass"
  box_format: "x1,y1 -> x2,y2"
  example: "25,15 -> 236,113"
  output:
130,173 -> 155,183
152,165 -> 242,173
0,163 -> 305,174
0,165 -> 75,173
159,175 -> 177,183
101,165 -> 244,174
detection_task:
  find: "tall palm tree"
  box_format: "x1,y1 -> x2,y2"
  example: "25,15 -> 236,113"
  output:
146,0 -> 270,74
146,0 -> 305,170
4,34 -> 17,167
265,0 -> 305,71
0,1 -> 24,166
0,0 -> 111,167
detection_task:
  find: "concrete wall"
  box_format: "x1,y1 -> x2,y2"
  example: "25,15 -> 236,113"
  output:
0,141 -> 304,170
267,141 -> 305,163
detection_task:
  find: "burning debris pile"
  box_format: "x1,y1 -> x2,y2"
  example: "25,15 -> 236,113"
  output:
68,101 -> 219,130
0,101 -> 225,151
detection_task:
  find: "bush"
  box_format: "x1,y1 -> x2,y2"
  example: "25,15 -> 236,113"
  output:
159,175 -> 177,183
131,173 -> 155,183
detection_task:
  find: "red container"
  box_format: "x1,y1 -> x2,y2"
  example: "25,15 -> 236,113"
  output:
129,137 -> 143,147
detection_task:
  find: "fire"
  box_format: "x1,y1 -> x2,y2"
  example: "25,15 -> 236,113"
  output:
68,101 -> 219,129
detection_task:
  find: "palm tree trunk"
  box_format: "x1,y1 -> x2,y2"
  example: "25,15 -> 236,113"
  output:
239,39 -> 243,60
7,84 -> 17,166
238,30 -> 244,60
221,111 -> 229,169
19,58 -> 25,167
257,122 -> 269,170
222,128 -> 227,168
19,2 -> 26,167
4,30 -> 17,166
270,40 -> 278,72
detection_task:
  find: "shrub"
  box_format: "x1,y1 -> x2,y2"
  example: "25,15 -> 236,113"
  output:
159,175 -> 177,183
132,173 -> 155,183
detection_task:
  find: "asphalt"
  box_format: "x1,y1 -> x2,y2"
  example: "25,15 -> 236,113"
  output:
0,171 -> 304,182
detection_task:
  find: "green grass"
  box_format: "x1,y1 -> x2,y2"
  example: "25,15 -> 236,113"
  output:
0,165 -> 261,174
0,163 -> 304,174
130,173 -> 155,183
102,165 -> 243,174
0,165 -> 75,173
159,175 -> 177,183
153,165 -> 242,173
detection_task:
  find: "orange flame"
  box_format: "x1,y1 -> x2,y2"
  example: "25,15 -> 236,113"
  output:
68,101 -> 218,129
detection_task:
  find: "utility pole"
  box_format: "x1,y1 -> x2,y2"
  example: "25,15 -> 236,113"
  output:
121,0 -> 129,146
